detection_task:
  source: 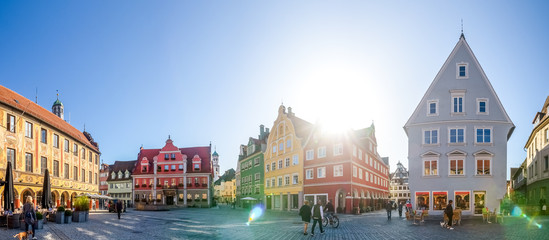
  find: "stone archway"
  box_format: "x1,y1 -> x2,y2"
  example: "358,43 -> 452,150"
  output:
51,190 -> 60,207
70,192 -> 78,209
61,191 -> 69,207
36,190 -> 43,209
335,188 -> 346,213
21,188 -> 35,206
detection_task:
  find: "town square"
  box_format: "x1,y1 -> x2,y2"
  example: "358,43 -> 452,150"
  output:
1,1 -> 549,240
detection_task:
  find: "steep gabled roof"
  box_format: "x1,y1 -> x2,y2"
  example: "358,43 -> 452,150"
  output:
107,160 -> 137,181
0,85 -> 99,152
288,114 -> 314,139
404,34 -> 514,139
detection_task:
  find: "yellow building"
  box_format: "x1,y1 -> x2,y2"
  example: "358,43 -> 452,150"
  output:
264,105 -> 312,210
0,85 -> 100,209
214,179 -> 236,203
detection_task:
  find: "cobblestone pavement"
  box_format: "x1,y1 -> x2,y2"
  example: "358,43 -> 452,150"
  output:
1,207 -> 548,240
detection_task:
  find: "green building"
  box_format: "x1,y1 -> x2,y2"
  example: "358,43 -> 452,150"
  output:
236,125 -> 269,208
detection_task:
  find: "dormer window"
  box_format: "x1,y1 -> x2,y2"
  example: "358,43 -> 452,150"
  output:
118,171 -> 122,179
194,163 -> 200,171
125,171 -> 129,178
111,172 -> 116,179
171,153 -> 176,160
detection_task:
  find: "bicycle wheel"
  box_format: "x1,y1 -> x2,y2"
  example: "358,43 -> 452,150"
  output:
322,216 -> 329,227
333,216 -> 340,228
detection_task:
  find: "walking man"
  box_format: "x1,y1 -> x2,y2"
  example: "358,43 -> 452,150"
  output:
386,201 -> 392,220
398,201 -> 404,218
299,200 -> 312,235
310,201 -> 325,236
116,199 -> 123,219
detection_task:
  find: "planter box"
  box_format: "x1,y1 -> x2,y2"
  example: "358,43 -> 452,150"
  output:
73,211 -> 85,222
35,219 -> 44,229
7,214 -> 21,229
64,215 -> 72,224
85,212 -> 89,222
55,213 -> 64,224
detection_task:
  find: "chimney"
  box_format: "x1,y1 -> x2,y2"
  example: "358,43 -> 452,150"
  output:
288,107 -> 293,116
259,125 -> 265,140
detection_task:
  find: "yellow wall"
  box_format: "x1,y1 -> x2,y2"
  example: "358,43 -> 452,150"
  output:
264,106 -> 304,197
0,104 -> 100,207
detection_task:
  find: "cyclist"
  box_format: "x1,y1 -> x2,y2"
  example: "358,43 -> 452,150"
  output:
324,200 -> 335,223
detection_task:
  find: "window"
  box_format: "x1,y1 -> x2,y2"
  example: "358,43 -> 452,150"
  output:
89,171 -> 92,183
25,122 -> 33,138
353,166 -> 357,177
95,173 -> 98,184
41,157 -> 47,174
318,147 -> 326,158
359,168 -> 363,179
279,142 -> 283,151
271,162 -> 276,171
89,152 -> 92,162
64,139 -> 69,152
171,153 -> 176,160
74,166 -> 78,181
53,134 -> 59,148
476,159 -> 491,175
457,63 -> 468,78
334,165 -> 343,177
449,158 -> 464,175
424,129 -> 438,145
194,163 -> 200,171
254,157 -> 259,166
293,155 -> 299,165
7,148 -> 16,167
416,192 -> 430,210
449,128 -> 465,143
95,155 -> 99,165
293,174 -> 298,184
164,154 -> 169,160
179,164 -> 183,171
73,143 -> 78,156
278,159 -> 283,169
171,165 -> 176,171
266,164 -> 270,172
353,145 -> 357,157
53,160 -> 59,177
272,145 -> 277,154
271,178 -> 275,187
81,148 -> 85,159
278,176 -> 282,186
433,192 -> 448,210
455,191 -> 470,211
286,139 -> 291,148
25,153 -> 33,172
477,98 -> 488,115
333,144 -> 343,156
545,156 -> 548,171
164,165 -> 169,171
255,173 -> 260,180
427,100 -> 439,116
41,128 -> 47,143
306,150 -> 314,160
475,128 -> 491,144
306,169 -> 314,179
358,149 -> 363,160
285,175 -> 290,185
64,163 -> 69,179
285,158 -> 290,167
424,159 -> 438,176
317,167 -> 326,178
451,91 -> 466,114
7,114 -> 15,132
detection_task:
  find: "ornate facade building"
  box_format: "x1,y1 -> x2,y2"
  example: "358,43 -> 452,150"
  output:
389,161 -> 410,204
99,163 -> 110,208
132,138 -> 213,207
0,85 -> 100,209
303,124 -> 390,213
264,105 -> 311,210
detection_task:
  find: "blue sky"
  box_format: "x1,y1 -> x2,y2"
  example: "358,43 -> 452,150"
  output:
1,1 -> 548,178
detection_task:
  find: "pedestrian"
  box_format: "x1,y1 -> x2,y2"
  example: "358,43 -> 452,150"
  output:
23,196 -> 37,240
115,199 -> 123,219
386,201 -> 392,220
444,200 -> 454,230
310,200 -> 325,236
398,201 -> 403,218
299,200 -> 312,235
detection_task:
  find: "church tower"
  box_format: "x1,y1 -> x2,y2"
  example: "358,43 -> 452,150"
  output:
212,150 -> 220,181
52,91 -> 64,120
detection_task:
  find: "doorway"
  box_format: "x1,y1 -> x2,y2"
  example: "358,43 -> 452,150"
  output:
474,191 -> 486,215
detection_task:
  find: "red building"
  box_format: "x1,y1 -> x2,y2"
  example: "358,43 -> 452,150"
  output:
132,138 -> 213,207
303,124 -> 390,214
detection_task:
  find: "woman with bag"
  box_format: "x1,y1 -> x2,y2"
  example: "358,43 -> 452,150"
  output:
23,196 -> 37,240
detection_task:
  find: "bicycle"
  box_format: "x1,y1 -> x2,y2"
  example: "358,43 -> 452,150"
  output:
322,213 -> 339,228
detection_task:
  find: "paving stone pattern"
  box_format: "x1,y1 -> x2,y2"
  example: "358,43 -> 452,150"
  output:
0,207 -> 547,239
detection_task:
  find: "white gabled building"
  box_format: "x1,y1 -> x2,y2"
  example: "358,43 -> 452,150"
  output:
404,34 -> 514,216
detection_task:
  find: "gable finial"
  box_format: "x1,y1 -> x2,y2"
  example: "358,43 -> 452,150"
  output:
460,19 -> 465,39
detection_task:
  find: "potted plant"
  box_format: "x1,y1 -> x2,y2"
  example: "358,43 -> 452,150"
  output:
73,196 -> 88,222
35,212 -> 44,229
64,210 -> 72,224
55,206 -> 65,224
